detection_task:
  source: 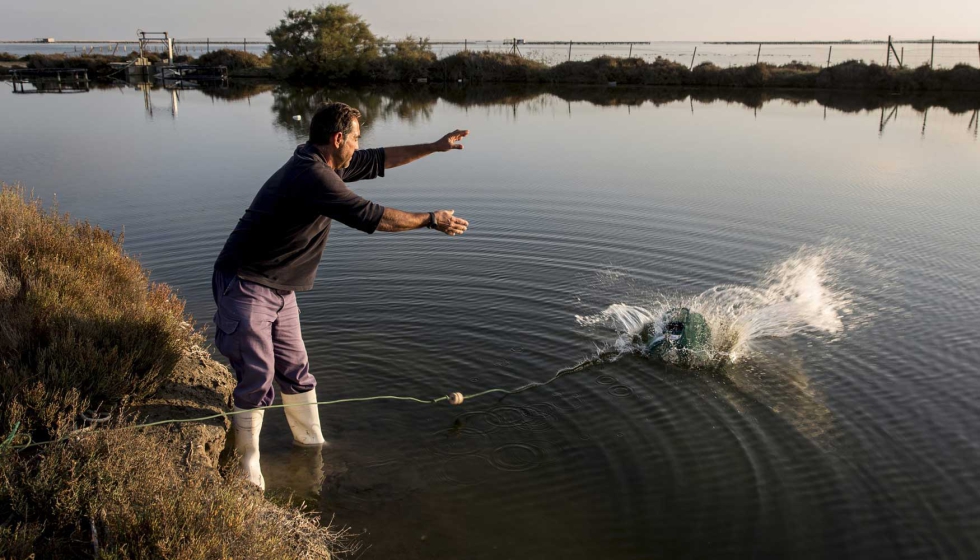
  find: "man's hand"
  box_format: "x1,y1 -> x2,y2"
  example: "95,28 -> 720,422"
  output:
434,210 -> 468,236
432,130 -> 469,152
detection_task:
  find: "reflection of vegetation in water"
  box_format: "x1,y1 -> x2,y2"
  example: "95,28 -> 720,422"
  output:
200,82 -> 275,102
266,83 -> 980,138
270,85 -> 439,142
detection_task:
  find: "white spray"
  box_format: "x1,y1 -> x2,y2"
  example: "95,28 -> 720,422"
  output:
576,247 -> 851,366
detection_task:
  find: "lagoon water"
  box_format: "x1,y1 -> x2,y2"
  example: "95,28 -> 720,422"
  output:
1,81 -> 979,558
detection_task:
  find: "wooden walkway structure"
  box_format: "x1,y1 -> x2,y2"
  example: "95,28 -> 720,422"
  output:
10,68 -> 89,94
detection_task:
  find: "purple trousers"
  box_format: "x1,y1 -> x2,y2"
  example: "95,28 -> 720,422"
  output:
212,268 -> 315,409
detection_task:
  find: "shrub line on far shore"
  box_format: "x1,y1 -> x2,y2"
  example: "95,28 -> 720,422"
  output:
3,49 -> 980,92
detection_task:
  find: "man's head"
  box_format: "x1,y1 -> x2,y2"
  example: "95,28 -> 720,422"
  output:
309,102 -> 361,169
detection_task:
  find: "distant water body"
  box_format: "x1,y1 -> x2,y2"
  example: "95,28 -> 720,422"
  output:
1,82 -> 978,558
3,40 -> 979,68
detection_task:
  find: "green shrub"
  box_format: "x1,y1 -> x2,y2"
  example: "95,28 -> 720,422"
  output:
431,51 -> 546,83
0,52 -> 18,62
267,3 -> 381,80
644,56 -> 690,85
368,36 -> 437,81
196,48 -> 266,71
22,53 -> 129,77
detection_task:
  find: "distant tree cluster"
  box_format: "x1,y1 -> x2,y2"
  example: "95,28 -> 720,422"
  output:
267,4 -> 380,79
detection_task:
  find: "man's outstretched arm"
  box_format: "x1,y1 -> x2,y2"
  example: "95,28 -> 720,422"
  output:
384,129 -> 469,169
376,208 -> 469,236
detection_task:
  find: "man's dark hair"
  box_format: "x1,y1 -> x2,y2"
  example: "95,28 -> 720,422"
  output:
309,102 -> 362,145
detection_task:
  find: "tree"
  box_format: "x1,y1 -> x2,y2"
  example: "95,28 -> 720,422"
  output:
267,3 -> 380,80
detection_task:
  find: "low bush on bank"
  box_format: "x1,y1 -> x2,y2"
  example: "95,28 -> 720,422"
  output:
547,55 -> 690,85
196,48 -> 268,71
0,53 -> 18,62
811,59 -> 980,91
22,53 -> 131,77
430,51 -> 547,83
367,36 -> 437,81
0,185 -> 350,558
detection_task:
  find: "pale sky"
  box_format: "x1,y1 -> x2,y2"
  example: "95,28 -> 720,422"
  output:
2,0 -> 978,42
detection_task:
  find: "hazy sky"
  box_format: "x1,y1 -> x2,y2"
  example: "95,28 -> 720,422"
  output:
3,0 -> 979,41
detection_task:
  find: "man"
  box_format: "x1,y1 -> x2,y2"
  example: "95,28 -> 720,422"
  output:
212,101 -> 469,490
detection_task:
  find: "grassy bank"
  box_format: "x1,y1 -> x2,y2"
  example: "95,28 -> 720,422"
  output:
4,50 -> 979,92
0,185 -> 350,558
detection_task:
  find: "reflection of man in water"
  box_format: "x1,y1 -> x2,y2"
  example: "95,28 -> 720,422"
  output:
212,101 -> 470,490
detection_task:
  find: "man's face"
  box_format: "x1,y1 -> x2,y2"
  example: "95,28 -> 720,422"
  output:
339,119 -> 360,169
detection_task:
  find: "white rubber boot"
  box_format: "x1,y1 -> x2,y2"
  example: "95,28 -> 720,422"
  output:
232,406 -> 265,491
281,389 -> 326,446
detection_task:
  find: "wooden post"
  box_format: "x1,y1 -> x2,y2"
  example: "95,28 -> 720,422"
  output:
756,43 -> 761,64
464,38 -> 467,52
207,38 -> 210,53
568,40 -> 572,62
930,36 -> 935,68
827,45 -> 832,68
690,46 -> 697,70
886,36 -> 891,67
900,46 -> 904,68
243,38 -> 247,53
628,43 -> 633,58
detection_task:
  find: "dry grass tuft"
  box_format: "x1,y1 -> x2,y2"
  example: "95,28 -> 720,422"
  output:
0,184 -> 191,441
0,184 -> 352,558
1,428 -> 354,559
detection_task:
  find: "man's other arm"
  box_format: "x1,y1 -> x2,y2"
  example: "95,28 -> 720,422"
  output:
377,208 -> 468,235
384,129 -> 469,169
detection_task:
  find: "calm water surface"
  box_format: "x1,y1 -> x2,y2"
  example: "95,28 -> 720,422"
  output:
2,81 -> 979,558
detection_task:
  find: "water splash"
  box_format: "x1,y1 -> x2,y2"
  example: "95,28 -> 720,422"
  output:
576,247 -> 852,366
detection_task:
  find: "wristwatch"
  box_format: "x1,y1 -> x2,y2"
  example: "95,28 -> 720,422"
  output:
427,212 -> 437,229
